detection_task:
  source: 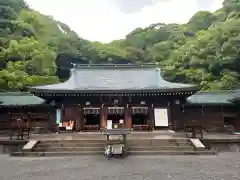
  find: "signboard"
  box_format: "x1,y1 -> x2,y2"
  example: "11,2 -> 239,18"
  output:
154,108 -> 169,127
107,120 -> 112,129
56,109 -> 61,124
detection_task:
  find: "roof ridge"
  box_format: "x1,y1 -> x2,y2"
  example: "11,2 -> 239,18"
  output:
72,63 -> 158,69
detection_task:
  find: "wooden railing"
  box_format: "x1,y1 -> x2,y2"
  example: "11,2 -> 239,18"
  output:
184,120 -> 204,138
83,124 -> 100,132
9,112 -> 50,139
9,119 -> 31,140
132,124 -> 150,131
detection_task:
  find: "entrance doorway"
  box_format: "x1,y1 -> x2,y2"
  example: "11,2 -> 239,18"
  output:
224,116 -> 236,132
132,107 -> 149,131
132,114 -> 147,125
83,107 -> 100,131
85,114 -> 100,125
107,107 -> 124,129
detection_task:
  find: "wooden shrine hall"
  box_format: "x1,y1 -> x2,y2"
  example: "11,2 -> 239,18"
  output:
28,63 -> 200,131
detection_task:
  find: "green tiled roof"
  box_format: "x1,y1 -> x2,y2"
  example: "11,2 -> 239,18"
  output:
29,64 -> 199,93
229,92 -> 240,103
187,90 -> 240,105
0,92 -> 45,106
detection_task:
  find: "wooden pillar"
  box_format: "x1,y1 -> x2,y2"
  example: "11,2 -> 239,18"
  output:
181,105 -> 186,131
148,104 -> 154,131
124,105 -> 128,128
125,104 -> 132,129
76,105 -> 84,131
100,104 -> 107,129
100,105 -> 104,129
235,110 -> 240,131
170,105 -> 178,131
168,103 -> 173,130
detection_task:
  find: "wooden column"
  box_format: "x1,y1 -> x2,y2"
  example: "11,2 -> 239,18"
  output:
100,104 -> 107,129
235,110 -> 240,131
125,105 -> 132,129
124,105 -> 128,128
170,104 -> 177,131
76,105 -> 84,131
148,104 -> 154,131
168,103 -> 173,130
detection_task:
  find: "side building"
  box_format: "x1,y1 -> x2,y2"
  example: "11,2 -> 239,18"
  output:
0,92 -> 55,132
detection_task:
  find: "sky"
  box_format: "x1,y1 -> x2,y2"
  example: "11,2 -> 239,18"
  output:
25,0 -> 223,43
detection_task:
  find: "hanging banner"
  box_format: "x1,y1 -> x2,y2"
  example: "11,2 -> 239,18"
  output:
56,109 -> 61,125
154,108 -> 169,127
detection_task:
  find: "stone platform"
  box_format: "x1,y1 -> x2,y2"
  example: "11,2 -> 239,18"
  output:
1,130 -> 239,141
1,131 -> 239,156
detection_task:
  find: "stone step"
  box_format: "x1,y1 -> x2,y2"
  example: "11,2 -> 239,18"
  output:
36,142 -> 191,148
38,140 -> 105,144
10,151 -> 102,157
33,145 -> 194,152
33,147 -> 105,152
39,138 -> 189,143
129,140 -> 191,145
128,142 -> 191,146
129,150 -> 217,155
128,146 -> 194,151
129,139 -> 190,142
10,150 -> 217,157
36,143 -> 105,148
37,140 -> 190,146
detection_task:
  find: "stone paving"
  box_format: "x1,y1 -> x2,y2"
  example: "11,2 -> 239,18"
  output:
0,153 -> 239,180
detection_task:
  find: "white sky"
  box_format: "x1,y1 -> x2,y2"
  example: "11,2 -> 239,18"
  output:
25,0 -> 223,43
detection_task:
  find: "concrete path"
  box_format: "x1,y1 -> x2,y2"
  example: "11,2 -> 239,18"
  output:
0,152 -> 239,180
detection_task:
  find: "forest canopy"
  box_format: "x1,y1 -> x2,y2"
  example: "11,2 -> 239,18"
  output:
0,0 -> 240,91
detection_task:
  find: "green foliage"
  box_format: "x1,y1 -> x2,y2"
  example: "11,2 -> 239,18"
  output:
0,0 -> 60,90
1,0 -> 240,91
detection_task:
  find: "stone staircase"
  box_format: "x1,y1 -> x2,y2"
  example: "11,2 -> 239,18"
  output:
11,138 -> 216,156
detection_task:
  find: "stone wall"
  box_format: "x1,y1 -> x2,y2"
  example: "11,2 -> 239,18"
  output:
201,139 -> 240,152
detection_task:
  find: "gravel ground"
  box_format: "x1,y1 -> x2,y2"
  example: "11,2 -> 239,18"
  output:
0,153 -> 239,180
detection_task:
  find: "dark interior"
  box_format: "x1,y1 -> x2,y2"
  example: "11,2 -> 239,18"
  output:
85,114 -> 100,125
107,115 -> 124,124
132,114 -> 147,125
224,116 -> 236,132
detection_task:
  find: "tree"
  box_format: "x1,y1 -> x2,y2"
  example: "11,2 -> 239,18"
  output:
1,0 -> 240,91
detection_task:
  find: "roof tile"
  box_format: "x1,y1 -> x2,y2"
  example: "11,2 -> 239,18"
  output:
30,64 -> 198,93
187,90 -> 240,105
0,92 -> 45,106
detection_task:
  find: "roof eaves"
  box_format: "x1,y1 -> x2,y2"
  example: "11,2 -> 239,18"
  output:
30,86 -> 199,93
186,90 -> 240,105
185,101 -> 234,105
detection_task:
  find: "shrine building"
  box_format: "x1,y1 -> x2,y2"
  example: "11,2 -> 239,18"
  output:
0,63 -> 239,133
28,63 -> 199,131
